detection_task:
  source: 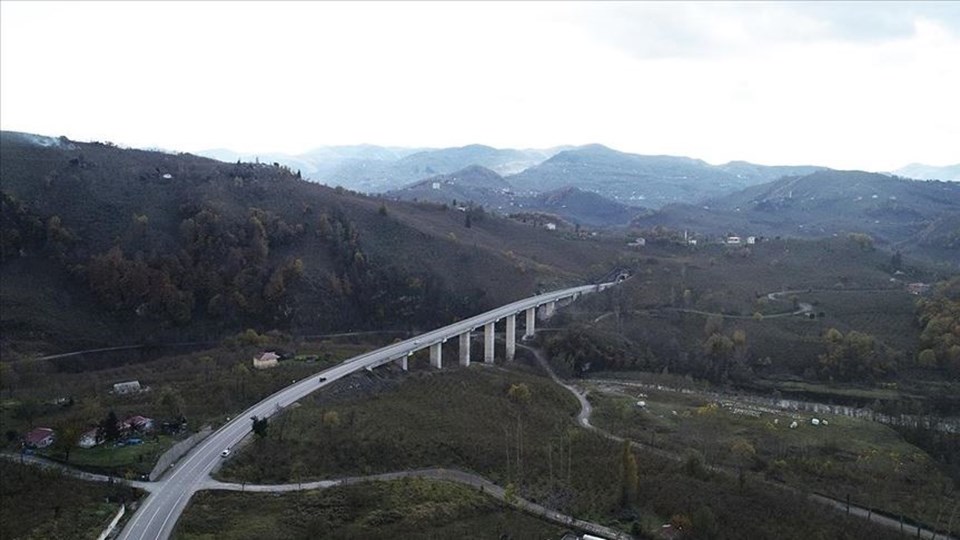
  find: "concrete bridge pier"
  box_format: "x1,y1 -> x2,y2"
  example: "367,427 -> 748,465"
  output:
459,332 -> 471,366
524,307 -> 536,338
546,300 -> 556,318
396,354 -> 409,371
430,343 -> 442,369
484,322 -> 495,363
505,314 -> 516,361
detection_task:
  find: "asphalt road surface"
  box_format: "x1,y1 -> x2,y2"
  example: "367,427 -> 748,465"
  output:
117,281 -> 614,540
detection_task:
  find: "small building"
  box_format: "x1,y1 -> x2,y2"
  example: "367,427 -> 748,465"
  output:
113,380 -> 143,395
627,238 -> 646,247
431,182 -> 441,190
726,236 -> 742,245
24,427 -> 55,449
544,222 -> 557,231
124,415 -> 155,433
906,283 -> 931,296
78,428 -> 100,449
746,236 -> 757,245
253,351 -> 280,370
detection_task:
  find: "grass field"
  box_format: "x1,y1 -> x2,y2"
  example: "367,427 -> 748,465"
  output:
216,361 -> 906,539
0,460 -> 140,540
45,435 -> 174,477
174,479 -> 565,540
587,383 -> 958,530
216,365 -> 630,519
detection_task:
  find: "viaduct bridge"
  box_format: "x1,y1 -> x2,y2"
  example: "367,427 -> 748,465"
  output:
118,279 -> 620,540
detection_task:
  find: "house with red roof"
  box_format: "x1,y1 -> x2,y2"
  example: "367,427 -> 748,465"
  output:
24,427 -> 55,449
124,415 -> 155,433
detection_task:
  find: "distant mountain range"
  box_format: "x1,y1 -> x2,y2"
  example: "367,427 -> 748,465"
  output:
387,165 -> 644,227
505,144 -> 824,208
200,144 -> 566,193
202,143 -> 827,207
0,131 -> 623,349
12,131 -> 955,265
632,170 -> 960,264
893,163 -> 960,181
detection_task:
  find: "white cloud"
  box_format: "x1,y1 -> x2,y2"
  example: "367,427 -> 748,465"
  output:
1,1 -> 957,171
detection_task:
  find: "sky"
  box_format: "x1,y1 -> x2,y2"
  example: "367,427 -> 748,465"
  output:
1,1 -> 958,171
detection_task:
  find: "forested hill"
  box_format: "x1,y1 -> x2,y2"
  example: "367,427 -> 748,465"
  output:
0,132 -> 620,354
632,170 -> 960,265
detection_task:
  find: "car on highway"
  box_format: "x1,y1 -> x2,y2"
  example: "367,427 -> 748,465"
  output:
220,448 -> 230,458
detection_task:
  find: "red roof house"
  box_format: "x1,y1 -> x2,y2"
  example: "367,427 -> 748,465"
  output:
24,427 -> 55,449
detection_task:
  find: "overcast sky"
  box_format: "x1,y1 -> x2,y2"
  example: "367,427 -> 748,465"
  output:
2,1 -> 958,171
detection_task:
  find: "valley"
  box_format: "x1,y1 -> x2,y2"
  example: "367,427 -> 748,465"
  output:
1,133 -> 958,540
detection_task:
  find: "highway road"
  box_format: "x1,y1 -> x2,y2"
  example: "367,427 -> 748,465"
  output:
117,280 -> 615,540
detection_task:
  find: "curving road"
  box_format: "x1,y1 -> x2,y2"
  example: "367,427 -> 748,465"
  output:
524,346 -> 957,540
116,281 -> 616,540
201,469 -> 632,540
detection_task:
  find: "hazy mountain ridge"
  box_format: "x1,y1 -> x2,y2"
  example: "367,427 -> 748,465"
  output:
321,144 -> 557,192
894,163 -> 960,181
388,165 -> 643,227
0,132 -> 621,350
632,170 -> 960,264
506,144 -> 825,209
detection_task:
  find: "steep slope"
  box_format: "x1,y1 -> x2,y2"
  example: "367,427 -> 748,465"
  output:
528,187 -> 644,227
0,132 -> 622,352
506,145 -> 823,208
632,170 -> 960,264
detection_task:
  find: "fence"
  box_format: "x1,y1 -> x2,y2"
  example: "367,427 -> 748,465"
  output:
149,426 -> 213,481
96,504 -> 125,540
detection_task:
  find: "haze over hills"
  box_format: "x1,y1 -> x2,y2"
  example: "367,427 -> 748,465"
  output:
201,144 -> 567,193
0,131 -> 621,352
893,163 -> 960,181
507,144 -> 825,209
198,145 -> 425,183
202,142 -> 830,208
632,169 -> 960,264
387,165 -> 644,227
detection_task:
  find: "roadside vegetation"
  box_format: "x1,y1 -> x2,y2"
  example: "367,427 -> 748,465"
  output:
218,362 -> 904,539
0,335 -> 368,476
0,460 -> 140,540
175,478 -> 563,540
549,238 -> 959,411
587,383 -> 958,530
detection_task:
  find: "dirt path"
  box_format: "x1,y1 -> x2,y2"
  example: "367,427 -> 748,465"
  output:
0,452 -> 156,491
521,345 -> 956,540
202,468 -> 631,540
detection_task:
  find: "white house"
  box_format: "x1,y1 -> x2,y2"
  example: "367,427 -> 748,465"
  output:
78,428 -> 100,448
253,351 -> 280,370
746,236 -> 757,245
544,222 -> 557,231
726,236 -> 742,245
113,380 -> 143,395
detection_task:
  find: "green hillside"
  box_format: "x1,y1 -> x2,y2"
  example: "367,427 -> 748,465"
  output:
0,132 -> 623,355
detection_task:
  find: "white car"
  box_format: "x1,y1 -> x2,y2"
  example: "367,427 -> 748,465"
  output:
220,448 -> 230,458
